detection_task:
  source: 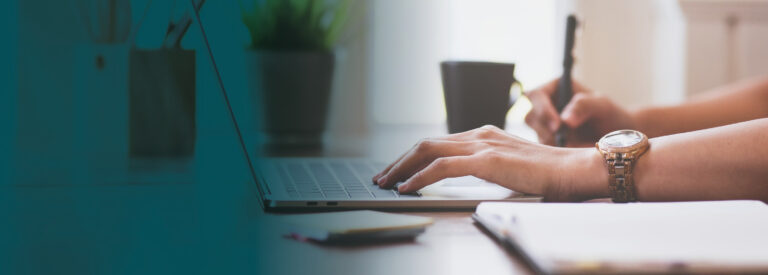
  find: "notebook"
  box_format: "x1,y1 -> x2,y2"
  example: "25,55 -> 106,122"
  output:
473,200 -> 768,274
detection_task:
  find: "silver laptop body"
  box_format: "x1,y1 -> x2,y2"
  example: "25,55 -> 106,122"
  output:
257,158 -> 541,210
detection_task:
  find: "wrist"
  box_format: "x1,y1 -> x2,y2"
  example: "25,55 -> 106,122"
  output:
554,148 -> 610,201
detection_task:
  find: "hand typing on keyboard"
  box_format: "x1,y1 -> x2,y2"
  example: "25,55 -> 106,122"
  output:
371,125 -> 593,202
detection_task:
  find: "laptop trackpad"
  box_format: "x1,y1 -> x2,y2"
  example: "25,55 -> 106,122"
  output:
418,176 -> 520,199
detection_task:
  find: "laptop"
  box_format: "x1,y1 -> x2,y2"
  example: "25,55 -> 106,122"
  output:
192,8 -> 541,211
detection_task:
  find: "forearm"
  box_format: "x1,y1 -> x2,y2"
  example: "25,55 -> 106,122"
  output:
634,118 -> 768,202
572,118 -> 768,202
632,76 -> 768,138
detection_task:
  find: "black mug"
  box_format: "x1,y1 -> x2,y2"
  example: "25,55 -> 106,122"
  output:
440,61 -> 522,133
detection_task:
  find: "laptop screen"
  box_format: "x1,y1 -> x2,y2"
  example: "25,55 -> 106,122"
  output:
190,2 -> 269,208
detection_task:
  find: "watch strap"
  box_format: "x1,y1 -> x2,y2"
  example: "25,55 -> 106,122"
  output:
606,156 -> 637,203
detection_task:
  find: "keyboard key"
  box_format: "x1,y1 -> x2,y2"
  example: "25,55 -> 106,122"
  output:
373,192 -> 396,198
341,180 -> 361,186
330,162 -> 359,181
348,191 -> 373,199
320,186 -> 344,192
297,185 -> 320,192
309,163 -> 336,182
396,192 -> 421,198
286,163 -> 312,180
277,164 -> 295,185
350,162 -> 376,178
371,189 -> 396,198
344,185 -> 368,191
299,192 -> 324,199
324,191 -> 349,199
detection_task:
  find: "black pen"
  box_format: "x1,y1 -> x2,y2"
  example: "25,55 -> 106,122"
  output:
555,15 -> 578,147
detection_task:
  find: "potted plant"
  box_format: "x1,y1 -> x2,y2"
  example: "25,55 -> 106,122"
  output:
241,0 -> 350,149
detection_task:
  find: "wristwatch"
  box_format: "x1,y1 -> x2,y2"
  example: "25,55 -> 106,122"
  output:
596,130 -> 649,203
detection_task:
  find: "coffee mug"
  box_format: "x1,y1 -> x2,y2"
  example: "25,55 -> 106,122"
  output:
440,61 -> 522,133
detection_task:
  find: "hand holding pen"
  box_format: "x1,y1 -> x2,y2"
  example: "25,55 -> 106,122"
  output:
522,15 -> 638,147
523,78 -> 637,147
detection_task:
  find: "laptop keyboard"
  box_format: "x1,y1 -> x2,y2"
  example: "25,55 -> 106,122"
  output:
278,160 -> 410,199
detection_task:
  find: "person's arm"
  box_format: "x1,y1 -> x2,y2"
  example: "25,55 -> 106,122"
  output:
567,118 -> 768,202
524,76 -> 768,145
373,120 -> 768,203
633,76 -> 768,138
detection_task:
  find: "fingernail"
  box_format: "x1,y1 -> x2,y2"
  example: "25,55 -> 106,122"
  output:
377,176 -> 388,186
397,183 -> 409,193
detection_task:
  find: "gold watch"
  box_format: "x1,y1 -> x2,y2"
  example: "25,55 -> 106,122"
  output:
596,130 -> 649,203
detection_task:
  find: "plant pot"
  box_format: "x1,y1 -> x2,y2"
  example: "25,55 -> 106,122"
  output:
246,50 -> 335,149
128,49 -> 196,159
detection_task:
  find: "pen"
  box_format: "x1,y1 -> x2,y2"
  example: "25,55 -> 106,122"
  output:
555,15 -> 578,147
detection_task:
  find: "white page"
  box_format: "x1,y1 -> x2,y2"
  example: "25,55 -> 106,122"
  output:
476,201 -> 768,274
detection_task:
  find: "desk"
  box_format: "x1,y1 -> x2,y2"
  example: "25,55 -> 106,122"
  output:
253,211 -> 535,275
5,123 -> 539,275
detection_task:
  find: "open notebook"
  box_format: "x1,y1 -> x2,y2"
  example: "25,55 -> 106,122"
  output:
473,200 -> 768,274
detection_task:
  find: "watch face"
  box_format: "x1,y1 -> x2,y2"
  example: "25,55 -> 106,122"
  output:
600,130 -> 644,148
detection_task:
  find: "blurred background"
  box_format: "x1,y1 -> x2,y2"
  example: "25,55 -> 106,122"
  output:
4,0 -> 768,186
9,0 -> 768,168
4,0 -> 768,273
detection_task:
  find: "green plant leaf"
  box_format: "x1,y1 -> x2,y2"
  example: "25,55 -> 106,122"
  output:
325,0 -> 352,48
240,0 -> 351,51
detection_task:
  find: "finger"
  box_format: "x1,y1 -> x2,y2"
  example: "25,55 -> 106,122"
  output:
398,155 -> 478,193
524,93 -> 561,145
375,125 -> 504,184
373,152 -> 407,184
536,129 -> 556,146
560,94 -> 605,129
377,139 -> 474,188
526,114 -> 555,145
528,91 -> 561,132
